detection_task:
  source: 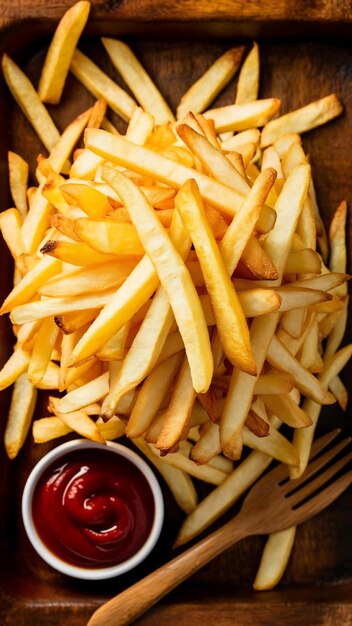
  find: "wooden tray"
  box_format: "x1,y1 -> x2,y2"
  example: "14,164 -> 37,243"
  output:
0,2 -> 351,624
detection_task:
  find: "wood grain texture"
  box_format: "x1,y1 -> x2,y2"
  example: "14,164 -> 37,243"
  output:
0,6 -> 351,626
2,0 -> 352,27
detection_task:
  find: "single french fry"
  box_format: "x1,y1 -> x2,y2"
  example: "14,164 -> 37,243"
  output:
267,336 -> 335,404
176,47 -> 245,120
235,42 -> 260,104
253,372 -> 295,395
28,317 -> 60,386
283,248 -> 321,275
177,124 -> 250,196
71,49 -> 136,122
263,393 -> 312,428
127,353 -> 183,439
33,416 -> 72,442
58,410 -> 105,443
156,357 -> 196,452
291,344 -> 352,478
47,107 -> 92,174
204,99 -> 281,133
4,373 -> 37,459
0,347 -> 30,391
41,239 -> 119,266
8,152 -> 29,219
70,148 -> 105,180
261,94 -> 343,147
102,38 -> 174,124
280,308 -> 306,339
243,423 -> 298,465
219,168 -> 277,276
0,256 -> 61,314
133,438 -> 198,514
221,128 -> 260,151
147,443 -> 227,486
275,286 -> 332,312
87,97 -> 108,129
0,208 -> 25,269
38,1 -> 90,104
253,527 -> 297,590
325,296 -> 349,359
74,218 -> 144,256
329,375 -> 348,411
235,237 -> 279,282
61,180 -> 112,217
54,309 -> 97,334
96,323 -> 130,361
102,168 -> 213,394
329,200 -> 348,297
2,54 -> 60,152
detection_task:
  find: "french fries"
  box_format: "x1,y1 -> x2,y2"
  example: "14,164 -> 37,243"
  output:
2,54 -> 61,152
38,1 -> 90,104
102,39 -> 174,124
177,47 -> 245,120
1,14 -> 350,595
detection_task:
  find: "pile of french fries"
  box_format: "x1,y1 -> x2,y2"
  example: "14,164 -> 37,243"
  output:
0,0 -> 350,590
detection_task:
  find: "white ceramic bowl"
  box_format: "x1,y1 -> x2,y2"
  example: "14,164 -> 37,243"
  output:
22,439 -> 164,580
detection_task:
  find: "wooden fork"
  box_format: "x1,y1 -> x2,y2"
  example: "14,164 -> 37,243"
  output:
87,430 -> 351,626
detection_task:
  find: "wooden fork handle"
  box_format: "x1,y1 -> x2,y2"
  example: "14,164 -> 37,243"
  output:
87,516 -> 250,626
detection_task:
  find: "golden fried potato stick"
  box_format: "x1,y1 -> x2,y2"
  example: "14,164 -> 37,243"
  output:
4,373 -> 37,459
21,108 -> 92,254
71,49 -> 137,122
253,528 -> 296,590
204,98 -> 281,133
329,200 -> 348,297
235,42 -> 260,104
8,152 -> 29,219
219,168 -> 277,275
290,343 -> 352,478
102,38 -> 174,124
2,54 -> 60,152
261,94 -> 343,147
177,124 -> 249,195
74,218 -> 144,256
0,347 -> 30,391
38,1 -> 90,104
0,256 -> 61,314
87,97 -> 108,129
41,239 -> 120,266
58,410 -> 105,444
175,179 -> 255,374
102,168 -> 213,394
28,317 -> 60,386
156,357 -> 196,452
147,443 -> 227,486
39,261 -> 135,298
133,438 -> 198,514
176,47 -> 245,120
127,353 -> 184,439
268,335 -> 335,404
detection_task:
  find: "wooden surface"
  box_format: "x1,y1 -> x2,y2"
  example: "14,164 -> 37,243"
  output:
0,4 -> 351,626
2,0 -> 352,27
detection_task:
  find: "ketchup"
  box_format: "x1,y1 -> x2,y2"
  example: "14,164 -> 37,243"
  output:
32,448 -> 155,568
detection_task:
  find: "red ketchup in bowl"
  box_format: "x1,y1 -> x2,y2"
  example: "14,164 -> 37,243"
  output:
32,448 -> 155,568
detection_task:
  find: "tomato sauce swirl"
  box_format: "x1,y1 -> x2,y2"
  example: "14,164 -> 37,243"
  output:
32,448 -> 155,568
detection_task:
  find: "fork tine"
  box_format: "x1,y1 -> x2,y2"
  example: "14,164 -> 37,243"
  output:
264,429 -> 343,485
284,437 -> 351,493
309,429 -> 341,460
293,470 -> 352,523
288,451 -> 352,506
